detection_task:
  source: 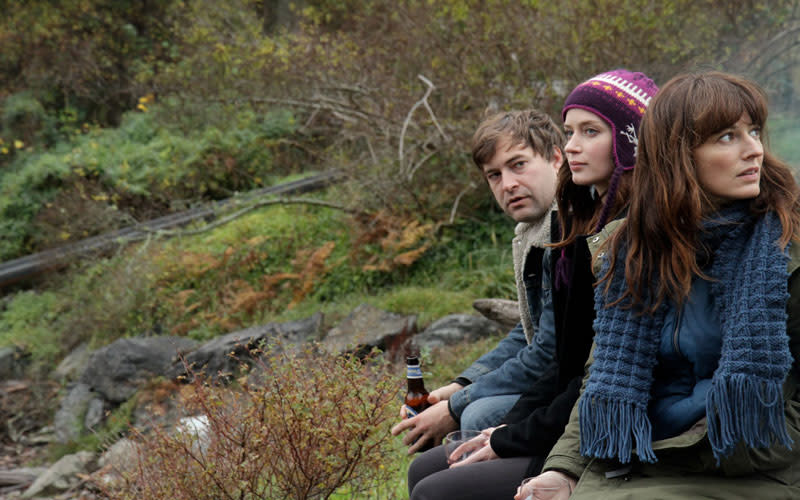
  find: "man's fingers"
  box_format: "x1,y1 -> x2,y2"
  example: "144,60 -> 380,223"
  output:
407,432 -> 428,455
390,415 -> 415,436
403,424 -> 424,446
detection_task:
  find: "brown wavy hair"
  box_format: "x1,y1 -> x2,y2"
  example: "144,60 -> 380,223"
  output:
471,109 -> 564,170
601,71 -> 800,310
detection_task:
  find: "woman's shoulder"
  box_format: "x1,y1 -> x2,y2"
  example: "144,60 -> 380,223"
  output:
587,219 -> 626,275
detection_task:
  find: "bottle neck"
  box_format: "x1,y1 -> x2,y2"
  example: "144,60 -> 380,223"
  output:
406,363 -> 423,379
406,363 -> 425,391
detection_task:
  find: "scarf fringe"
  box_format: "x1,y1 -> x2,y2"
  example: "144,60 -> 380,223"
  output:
579,395 -> 657,464
706,374 -> 793,464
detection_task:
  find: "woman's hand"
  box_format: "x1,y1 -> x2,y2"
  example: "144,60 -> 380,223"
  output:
514,471 -> 575,500
448,426 -> 501,467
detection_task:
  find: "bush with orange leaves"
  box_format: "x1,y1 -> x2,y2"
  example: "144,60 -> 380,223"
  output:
102,343 -> 399,500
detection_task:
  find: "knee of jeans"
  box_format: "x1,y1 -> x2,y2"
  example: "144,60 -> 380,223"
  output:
460,403 -> 496,430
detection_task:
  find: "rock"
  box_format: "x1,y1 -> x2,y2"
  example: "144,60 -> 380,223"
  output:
84,396 -> 106,431
414,314 -> 505,349
170,313 -> 323,379
176,415 -> 210,453
80,336 -> 198,403
0,345 -> 27,380
322,303 -> 417,355
22,451 -> 95,498
97,437 -> 139,487
52,342 -> 91,382
53,383 -> 93,444
472,298 -> 519,331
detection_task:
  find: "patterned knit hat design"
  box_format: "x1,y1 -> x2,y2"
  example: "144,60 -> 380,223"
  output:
562,69 -> 658,171
562,69 -> 658,231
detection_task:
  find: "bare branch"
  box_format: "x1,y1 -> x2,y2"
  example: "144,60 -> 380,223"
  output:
449,182 -> 477,225
398,75 -> 437,168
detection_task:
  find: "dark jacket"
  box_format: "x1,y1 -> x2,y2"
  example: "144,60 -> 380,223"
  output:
490,216 -> 598,477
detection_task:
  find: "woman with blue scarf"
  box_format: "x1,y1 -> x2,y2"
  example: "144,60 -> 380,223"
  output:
518,71 -> 800,499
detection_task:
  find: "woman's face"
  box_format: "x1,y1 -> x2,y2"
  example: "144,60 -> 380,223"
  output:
563,108 -> 615,195
693,114 -> 764,204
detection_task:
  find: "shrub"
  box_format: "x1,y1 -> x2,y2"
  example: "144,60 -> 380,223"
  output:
0,105 -> 300,260
103,344 -> 399,500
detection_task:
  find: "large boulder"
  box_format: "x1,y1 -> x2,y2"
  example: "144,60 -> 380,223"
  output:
322,303 -> 417,355
414,314 -> 505,349
170,313 -> 323,379
472,298 -> 519,331
80,336 -> 198,403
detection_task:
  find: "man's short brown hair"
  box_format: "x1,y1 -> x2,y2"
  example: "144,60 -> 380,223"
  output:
471,109 -> 564,170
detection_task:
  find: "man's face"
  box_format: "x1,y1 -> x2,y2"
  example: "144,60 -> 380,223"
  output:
481,136 -> 561,223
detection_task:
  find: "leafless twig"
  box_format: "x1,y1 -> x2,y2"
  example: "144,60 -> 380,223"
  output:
449,182 -> 477,225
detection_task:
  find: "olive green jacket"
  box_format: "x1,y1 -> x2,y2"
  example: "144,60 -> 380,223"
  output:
542,223 -> 800,499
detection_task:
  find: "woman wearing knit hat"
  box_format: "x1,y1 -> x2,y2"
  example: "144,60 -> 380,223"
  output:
406,69 -> 657,500
518,71 -> 800,499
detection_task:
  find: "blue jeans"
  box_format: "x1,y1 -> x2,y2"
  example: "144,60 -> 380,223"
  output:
459,393 -> 521,431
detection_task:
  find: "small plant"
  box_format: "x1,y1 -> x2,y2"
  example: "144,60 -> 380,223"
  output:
102,343 -> 399,500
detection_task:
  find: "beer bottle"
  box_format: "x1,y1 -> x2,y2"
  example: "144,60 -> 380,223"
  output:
404,355 -> 433,451
404,355 -> 431,416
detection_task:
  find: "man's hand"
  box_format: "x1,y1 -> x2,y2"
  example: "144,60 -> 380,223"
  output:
427,382 -> 463,404
390,400 -> 458,454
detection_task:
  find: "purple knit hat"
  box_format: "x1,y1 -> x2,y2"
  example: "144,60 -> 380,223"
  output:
562,69 -> 658,231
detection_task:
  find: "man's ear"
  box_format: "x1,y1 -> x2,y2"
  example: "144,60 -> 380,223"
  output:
550,147 -> 563,172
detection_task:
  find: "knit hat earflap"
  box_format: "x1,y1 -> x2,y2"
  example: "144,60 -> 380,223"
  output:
562,69 -> 658,232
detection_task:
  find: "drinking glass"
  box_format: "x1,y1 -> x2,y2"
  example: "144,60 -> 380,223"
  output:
519,475 -> 571,499
442,429 -> 485,464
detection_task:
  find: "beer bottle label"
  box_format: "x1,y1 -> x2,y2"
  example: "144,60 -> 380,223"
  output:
406,365 -> 423,379
403,404 -> 419,417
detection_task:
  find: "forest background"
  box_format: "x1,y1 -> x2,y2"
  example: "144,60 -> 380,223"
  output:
2,1 -> 800,498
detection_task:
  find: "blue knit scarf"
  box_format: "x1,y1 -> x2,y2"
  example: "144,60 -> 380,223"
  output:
580,203 -> 793,464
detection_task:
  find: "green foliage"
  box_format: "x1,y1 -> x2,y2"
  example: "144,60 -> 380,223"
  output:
0,0 -> 179,125
0,192 -> 515,369
0,106 -> 298,260
102,345 -> 398,500
0,91 -> 55,146
0,290 -> 63,367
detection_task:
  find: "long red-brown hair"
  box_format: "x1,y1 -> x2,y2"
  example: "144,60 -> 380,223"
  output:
602,71 -> 800,311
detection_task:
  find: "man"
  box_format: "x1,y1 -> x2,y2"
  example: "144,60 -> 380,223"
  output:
391,109 -> 564,453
